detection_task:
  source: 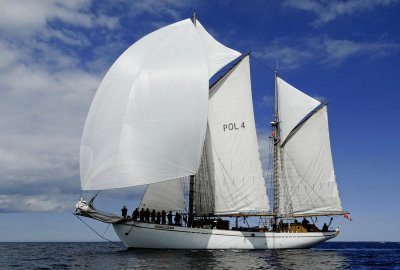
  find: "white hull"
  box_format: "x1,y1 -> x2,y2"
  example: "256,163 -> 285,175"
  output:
113,222 -> 338,249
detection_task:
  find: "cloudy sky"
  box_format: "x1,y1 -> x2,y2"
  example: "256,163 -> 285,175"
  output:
0,0 -> 399,242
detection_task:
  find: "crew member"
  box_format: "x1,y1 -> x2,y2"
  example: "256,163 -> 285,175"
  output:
161,210 -> 166,225
140,208 -> 145,222
167,211 -> 173,225
174,212 -> 181,226
132,208 -> 139,222
151,209 -> 156,223
156,211 -> 161,224
145,208 -> 151,223
121,206 -> 128,218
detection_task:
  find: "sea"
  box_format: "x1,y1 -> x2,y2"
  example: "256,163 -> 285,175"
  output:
1,242 -> 399,269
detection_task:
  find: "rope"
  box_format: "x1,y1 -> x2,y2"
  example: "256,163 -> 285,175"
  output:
250,55 -> 276,73
74,214 -> 125,248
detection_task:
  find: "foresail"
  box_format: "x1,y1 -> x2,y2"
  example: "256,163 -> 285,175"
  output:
140,179 -> 185,212
80,19 -> 239,190
205,56 -> 270,214
277,79 -> 342,216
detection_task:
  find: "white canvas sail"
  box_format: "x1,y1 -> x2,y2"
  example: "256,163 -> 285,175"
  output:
139,179 -> 185,212
195,21 -> 241,78
80,19 -> 240,190
277,78 -> 321,142
194,134 -> 215,215
204,56 -> 270,214
277,78 -> 342,216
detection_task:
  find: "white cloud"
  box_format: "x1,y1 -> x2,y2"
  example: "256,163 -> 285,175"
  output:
0,195 -> 74,212
0,0 -> 119,36
255,36 -> 399,69
255,44 -> 314,69
0,1 -> 123,212
128,0 -> 198,20
283,0 -> 397,27
321,38 -> 400,66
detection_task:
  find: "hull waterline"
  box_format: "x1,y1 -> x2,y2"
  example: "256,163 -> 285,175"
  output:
113,222 -> 338,249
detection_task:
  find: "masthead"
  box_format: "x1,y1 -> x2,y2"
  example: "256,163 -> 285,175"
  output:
191,10 -> 197,26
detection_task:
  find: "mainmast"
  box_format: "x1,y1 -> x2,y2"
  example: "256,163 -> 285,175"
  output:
191,10 -> 197,26
188,9 -> 197,226
271,70 -> 280,227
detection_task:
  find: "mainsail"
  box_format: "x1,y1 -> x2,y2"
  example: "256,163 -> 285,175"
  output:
276,78 -> 342,216
80,19 -> 240,190
197,56 -> 269,214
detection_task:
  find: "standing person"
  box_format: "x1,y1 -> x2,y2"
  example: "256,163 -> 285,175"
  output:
132,208 -> 139,222
301,218 -> 309,231
167,211 -> 173,225
121,206 -> 128,218
140,208 -> 145,222
174,212 -> 181,226
156,211 -> 161,224
151,209 -> 156,223
161,210 -> 166,225
145,208 -> 151,223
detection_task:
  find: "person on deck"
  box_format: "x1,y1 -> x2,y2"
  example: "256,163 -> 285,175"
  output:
132,208 -> 139,222
167,211 -> 173,225
121,206 -> 128,218
174,212 -> 181,226
156,211 -> 161,224
145,208 -> 151,223
161,210 -> 166,225
140,208 -> 145,222
322,223 -> 329,232
301,218 -> 310,231
151,209 -> 156,223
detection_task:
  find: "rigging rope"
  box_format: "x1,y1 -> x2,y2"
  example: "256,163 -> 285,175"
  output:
74,214 -> 125,248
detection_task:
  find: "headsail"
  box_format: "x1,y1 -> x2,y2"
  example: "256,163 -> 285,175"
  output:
198,55 -> 270,214
276,78 -> 342,216
195,21 -> 241,78
80,19 -> 240,190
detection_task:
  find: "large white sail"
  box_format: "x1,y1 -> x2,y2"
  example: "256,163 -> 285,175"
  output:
80,19 -> 240,190
139,179 -> 185,212
277,78 -> 320,142
277,78 -> 342,216
195,21 -> 241,78
204,56 -> 270,214
194,135 -> 215,215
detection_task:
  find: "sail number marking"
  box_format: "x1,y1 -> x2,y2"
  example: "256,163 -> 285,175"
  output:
223,122 -> 245,132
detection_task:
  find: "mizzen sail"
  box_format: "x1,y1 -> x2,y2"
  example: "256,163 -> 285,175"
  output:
277,78 -> 342,216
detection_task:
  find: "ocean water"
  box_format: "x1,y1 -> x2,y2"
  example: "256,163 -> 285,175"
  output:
1,242 -> 399,269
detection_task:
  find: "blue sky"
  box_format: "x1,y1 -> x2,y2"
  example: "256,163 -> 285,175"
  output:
0,0 -> 399,242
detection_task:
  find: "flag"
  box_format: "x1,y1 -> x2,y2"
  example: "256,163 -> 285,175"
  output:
343,213 -> 353,221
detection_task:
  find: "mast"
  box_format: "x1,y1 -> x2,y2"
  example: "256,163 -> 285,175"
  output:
191,10 -> 197,26
272,70 -> 279,227
188,10 -> 197,224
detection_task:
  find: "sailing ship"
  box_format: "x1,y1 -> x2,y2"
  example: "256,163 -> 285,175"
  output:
75,15 -> 348,249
